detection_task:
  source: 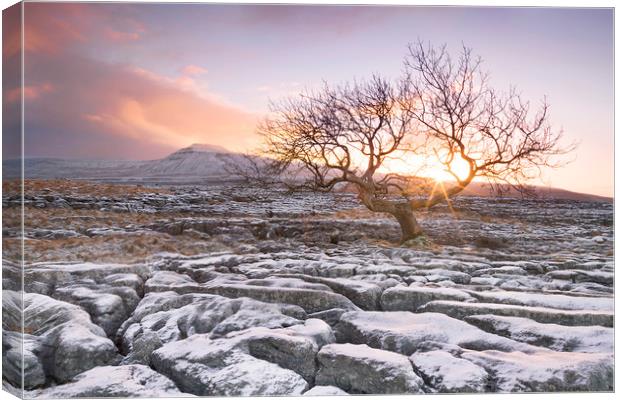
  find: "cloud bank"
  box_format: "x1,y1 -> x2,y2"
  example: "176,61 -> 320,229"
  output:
13,3 -> 257,160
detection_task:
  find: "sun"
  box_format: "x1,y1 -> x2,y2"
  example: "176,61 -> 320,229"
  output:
427,155 -> 472,182
381,154 -> 472,182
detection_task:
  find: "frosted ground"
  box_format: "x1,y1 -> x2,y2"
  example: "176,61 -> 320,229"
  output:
2,180 -> 614,396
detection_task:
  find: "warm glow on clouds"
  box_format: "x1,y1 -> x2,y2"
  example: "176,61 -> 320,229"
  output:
16,2 -> 259,159
104,28 -> 141,43
6,83 -> 54,103
182,64 -> 208,76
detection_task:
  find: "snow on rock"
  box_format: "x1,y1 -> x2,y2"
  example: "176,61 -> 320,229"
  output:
150,327 -> 316,396
4,182 -> 614,395
472,266 -> 529,276
464,314 -> 614,353
42,323 -> 120,382
303,385 -> 350,396
3,291 -> 120,383
410,350 -> 489,393
144,271 -> 202,293
2,331 -> 46,389
465,290 -> 613,312
418,300 -> 613,327
315,343 -> 424,394
274,274 -> 384,310
335,311 -> 535,356
234,321 -> 331,382
272,318 -> 336,348
202,282 -> 360,313
380,286 -> 476,311
29,365 -> 188,398
244,276 -> 336,292
545,270 -> 613,286
308,308 -> 348,327
53,283 -> 141,337
461,349 -> 614,392
411,269 -> 472,284
121,291 -> 306,364
22,262 -> 151,296
143,270 -> 360,313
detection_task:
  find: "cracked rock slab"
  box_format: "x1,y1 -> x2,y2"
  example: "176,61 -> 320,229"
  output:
315,343 -> 424,394
29,365 -> 188,398
410,350 -> 488,393
461,349 -> 614,392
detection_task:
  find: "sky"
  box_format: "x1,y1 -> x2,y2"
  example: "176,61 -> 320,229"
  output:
2,3 -> 614,196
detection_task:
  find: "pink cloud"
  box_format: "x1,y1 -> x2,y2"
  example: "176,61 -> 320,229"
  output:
182,64 -> 208,76
6,83 -> 54,103
104,28 -> 141,43
23,3 -> 147,54
23,51 -> 258,159
15,3 -> 258,159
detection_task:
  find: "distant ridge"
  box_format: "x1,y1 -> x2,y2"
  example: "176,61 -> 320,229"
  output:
3,143 -> 246,184
2,143 -> 611,201
460,181 -> 612,203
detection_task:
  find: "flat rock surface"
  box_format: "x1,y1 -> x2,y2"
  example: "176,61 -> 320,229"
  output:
316,343 -> 424,394
29,365 -> 188,398
2,181 -> 614,395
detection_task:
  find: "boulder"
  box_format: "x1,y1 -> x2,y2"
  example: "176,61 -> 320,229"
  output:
464,314 -> 614,353
30,365 -> 187,398
411,269 -> 471,284
8,291 -> 120,383
274,274 -> 384,310
418,300 -> 613,327
545,270 -> 613,286
2,331 -> 46,389
465,290 -> 613,312
303,385 -> 350,396
121,292 -> 306,364
315,343 -> 424,394
462,349 -> 613,392
381,286 -> 475,311
410,350 -> 488,392
23,262 -> 150,295
53,284 -> 140,337
335,311 -> 535,355
203,283 -> 359,313
143,272 -> 359,313
150,328 -> 314,396
144,271 -> 201,293
41,323 -> 120,382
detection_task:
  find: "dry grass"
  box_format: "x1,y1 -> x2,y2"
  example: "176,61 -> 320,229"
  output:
3,206 -> 212,231
1,179 -> 228,263
332,207 -> 390,220
4,231 -> 230,263
3,179 -> 171,197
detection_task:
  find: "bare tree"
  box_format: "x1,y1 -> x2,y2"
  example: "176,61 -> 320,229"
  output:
401,41 -> 573,203
258,42 -> 573,243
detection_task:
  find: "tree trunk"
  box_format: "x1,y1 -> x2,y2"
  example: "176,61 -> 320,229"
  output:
357,189 -> 424,243
392,205 -> 423,243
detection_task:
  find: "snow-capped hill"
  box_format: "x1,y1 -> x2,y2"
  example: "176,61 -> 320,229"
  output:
137,144 -> 238,177
181,143 -> 230,153
3,143 -> 247,183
